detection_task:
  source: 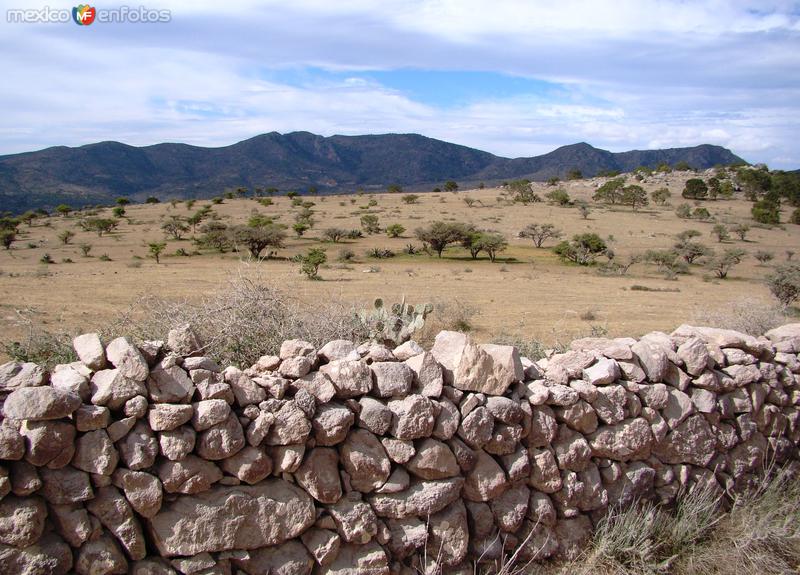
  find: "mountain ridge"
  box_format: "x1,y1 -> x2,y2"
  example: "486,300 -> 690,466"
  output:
0,132 -> 746,212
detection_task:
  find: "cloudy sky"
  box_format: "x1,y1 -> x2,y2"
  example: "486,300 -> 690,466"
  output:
1,0 -> 799,167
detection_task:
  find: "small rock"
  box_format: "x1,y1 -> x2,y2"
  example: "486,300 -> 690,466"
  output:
73,333 -> 107,371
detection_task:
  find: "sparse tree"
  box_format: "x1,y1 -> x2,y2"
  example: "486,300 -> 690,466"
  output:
674,238 -> 710,264
116,197 -> 130,206
112,206 -> 126,218
444,181 -> 459,192
58,230 -> 75,245
196,222 -> 230,252
292,222 -> 310,237
651,187 -> 671,206
19,211 -> 37,226
79,243 -> 92,257
553,233 -> 608,265
386,224 -> 406,238
148,242 -> 166,263
711,224 -> 730,243
360,214 -> 380,234
145,196 -> 160,204
520,223 -> 563,248
473,232 -> 507,262
414,221 -> 470,258
621,184 -> 648,211
706,248 -> 746,278
229,224 -> 287,259
754,250 -> 774,265
162,216 -> 189,240
299,248 -> 327,279
732,223 -> 751,241
56,204 -> 72,217
767,263 -> 800,306
566,168 -> 583,180
80,218 -> 118,237
593,178 -> 625,205
576,201 -> 591,219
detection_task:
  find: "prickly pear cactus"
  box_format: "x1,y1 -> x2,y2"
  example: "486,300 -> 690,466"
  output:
360,296 -> 433,346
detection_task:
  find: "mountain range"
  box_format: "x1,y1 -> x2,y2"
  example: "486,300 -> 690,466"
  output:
0,132 -> 746,213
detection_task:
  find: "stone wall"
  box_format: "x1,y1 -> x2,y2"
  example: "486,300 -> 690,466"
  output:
2,322 -> 800,574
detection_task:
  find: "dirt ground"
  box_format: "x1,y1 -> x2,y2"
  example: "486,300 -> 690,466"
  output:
1,170 -> 797,360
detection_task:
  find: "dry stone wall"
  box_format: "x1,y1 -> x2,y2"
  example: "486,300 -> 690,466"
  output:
2,322 -> 800,574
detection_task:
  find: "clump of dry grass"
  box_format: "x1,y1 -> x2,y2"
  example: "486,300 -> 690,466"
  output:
691,297 -> 791,336
2,308 -> 77,368
106,271 -> 371,367
416,299 -> 480,347
565,465 -> 800,575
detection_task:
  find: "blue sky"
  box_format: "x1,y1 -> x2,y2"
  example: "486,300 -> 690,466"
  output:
1,0 -> 799,167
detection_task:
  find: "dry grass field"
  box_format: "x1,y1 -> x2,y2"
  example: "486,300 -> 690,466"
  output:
1,170 -> 798,362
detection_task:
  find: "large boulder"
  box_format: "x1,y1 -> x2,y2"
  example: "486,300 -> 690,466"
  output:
149,480 -> 315,556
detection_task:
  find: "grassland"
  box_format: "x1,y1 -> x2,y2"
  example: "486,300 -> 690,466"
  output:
1,170 -> 797,362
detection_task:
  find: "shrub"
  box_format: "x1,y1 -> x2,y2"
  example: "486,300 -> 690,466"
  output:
767,263 -> 800,306
754,250 -> 774,264
366,247 -> 395,259
145,196 -> 160,204
752,199 -> 780,224
0,230 -> 16,250
39,253 -> 54,264
386,223 -> 406,238
346,229 -> 363,240
360,214 -> 380,234
545,188 -> 571,206
675,203 -> 692,219
299,248 -> 327,280
693,207 -> 711,220
711,224 -> 729,242
161,216 -> 189,240
79,243 -> 92,257
651,187 -> 671,205
322,228 -> 348,243
553,233 -> 608,265
401,194 -> 419,205
337,248 -> 355,262
732,223 -> 750,240
791,208 -> 800,224
621,184 -> 648,210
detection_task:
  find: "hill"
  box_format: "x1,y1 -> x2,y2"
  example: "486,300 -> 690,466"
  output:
0,132 -> 745,212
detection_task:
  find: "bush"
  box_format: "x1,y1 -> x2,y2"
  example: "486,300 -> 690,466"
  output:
545,188 -> 571,206
705,248 -> 746,278
107,273 -> 371,367
386,224 -> 406,238
752,199 -> 780,224
401,194 -> 419,205
337,248 -> 355,262
322,228 -> 348,243
791,208 -> 800,224
519,223 -> 562,248
366,247 -> 395,259
682,178 -> 708,199
711,224 -> 729,242
414,221 -> 471,257
360,214 -> 380,234
767,263 -> 800,306
651,187 -> 671,205
754,250 -> 774,264
553,233 -> 608,265
675,203 -> 692,219
299,248 -> 327,280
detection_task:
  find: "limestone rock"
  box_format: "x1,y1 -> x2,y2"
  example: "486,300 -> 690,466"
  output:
295,447 -> 342,504
457,406 -> 494,449
149,403 -> 194,431
318,542 -> 389,575
320,360 -> 373,398
149,480 -> 315,556
312,402 -> 354,446
0,533 -> 73,575
167,324 -> 204,357
20,420 -> 75,468
652,414 -> 716,466
73,333 -> 106,370
72,429 -> 118,476
157,455 -> 222,495
39,466 -> 93,504
158,425 -> 196,461
301,528 -> 341,567
191,399 -> 231,431
86,485 -> 146,560
106,337 -> 149,381
368,478 -> 465,518
426,499 -> 468,567
232,539 -> 314,575
196,413 -> 245,460
317,340 -> 359,363
388,395 -> 435,440
463,449 -> 508,501
266,401 -> 311,445
147,362 -> 195,404
340,429 -> 391,493
75,534 -> 127,575
357,397 -> 392,435
406,438 -> 459,479
219,446 -> 273,484
3,387 -> 80,421
118,421 -> 159,469
588,418 -> 653,461
329,497 -> 378,544
0,495 -> 47,548
112,469 -> 162,518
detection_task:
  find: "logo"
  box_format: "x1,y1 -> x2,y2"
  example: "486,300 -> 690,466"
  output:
72,4 -> 96,25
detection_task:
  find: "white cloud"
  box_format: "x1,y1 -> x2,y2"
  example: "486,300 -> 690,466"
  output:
0,0 -> 799,168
